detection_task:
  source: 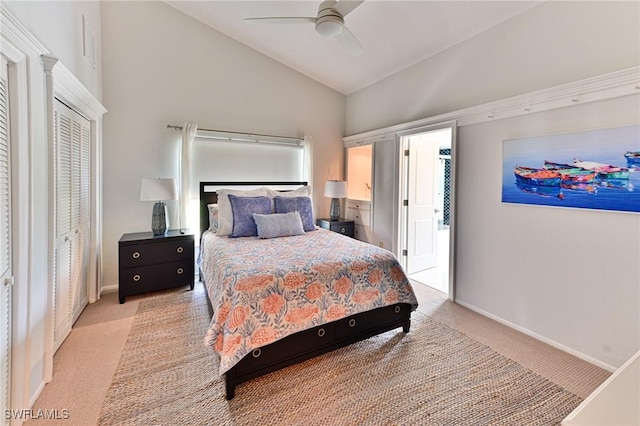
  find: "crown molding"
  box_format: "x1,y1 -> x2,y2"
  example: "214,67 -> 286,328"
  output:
344,66 -> 640,145
51,61 -> 107,119
0,5 -> 48,58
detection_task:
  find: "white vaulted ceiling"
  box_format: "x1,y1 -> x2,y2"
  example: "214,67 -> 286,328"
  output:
165,1 -> 542,95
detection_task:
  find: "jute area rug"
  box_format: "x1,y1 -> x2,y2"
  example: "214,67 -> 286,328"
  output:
98,284 -> 581,425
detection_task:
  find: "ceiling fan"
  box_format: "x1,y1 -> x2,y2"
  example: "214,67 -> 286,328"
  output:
245,0 -> 365,56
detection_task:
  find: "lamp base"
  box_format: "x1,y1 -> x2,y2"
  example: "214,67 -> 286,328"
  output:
151,201 -> 168,235
329,198 -> 340,221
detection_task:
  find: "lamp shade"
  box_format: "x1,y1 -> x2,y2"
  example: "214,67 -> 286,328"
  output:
324,180 -> 348,198
140,178 -> 178,201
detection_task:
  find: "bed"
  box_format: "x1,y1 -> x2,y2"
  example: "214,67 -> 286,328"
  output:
199,181 -> 418,399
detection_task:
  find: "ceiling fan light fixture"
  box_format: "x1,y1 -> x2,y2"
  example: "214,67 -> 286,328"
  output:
315,16 -> 343,37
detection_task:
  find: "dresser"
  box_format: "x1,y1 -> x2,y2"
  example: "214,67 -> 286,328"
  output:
316,219 -> 355,238
345,200 -> 372,243
118,230 -> 194,304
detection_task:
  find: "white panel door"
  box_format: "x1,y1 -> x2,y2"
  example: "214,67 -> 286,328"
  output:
54,100 -> 90,350
0,57 -> 12,426
406,136 -> 438,275
54,105 -> 73,350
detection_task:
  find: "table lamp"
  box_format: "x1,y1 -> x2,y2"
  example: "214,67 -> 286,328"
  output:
324,180 -> 348,221
140,178 -> 178,235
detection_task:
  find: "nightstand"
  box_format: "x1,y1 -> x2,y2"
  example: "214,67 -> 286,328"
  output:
316,219 -> 355,238
118,230 -> 195,304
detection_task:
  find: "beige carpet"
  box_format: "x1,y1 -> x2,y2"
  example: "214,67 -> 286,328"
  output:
98,284 -> 583,426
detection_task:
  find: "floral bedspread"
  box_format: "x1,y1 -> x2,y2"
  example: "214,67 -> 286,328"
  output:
200,228 -> 418,375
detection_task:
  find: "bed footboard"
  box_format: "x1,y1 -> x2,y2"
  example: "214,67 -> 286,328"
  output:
223,303 -> 412,400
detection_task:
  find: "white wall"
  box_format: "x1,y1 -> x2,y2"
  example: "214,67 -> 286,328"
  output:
4,1 -> 102,101
347,1 -> 640,135
100,1 -> 346,290
2,0 -> 103,413
456,95 -> 640,369
345,1 -> 640,369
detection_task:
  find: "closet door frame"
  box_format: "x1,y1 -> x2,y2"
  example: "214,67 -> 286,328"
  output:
43,55 -> 106,382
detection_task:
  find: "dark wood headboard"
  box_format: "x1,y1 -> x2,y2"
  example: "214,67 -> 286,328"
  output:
199,181 -> 308,238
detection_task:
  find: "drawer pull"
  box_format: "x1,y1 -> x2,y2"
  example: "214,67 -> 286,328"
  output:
132,252 -> 140,259
348,318 -> 356,327
394,305 -> 401,314
252,349 -> 261,358
177,246 -> 184,254
177,268 -> 184,275
317,328 -> 326,337
341,227 -> 346,233
133,274 -> 141,282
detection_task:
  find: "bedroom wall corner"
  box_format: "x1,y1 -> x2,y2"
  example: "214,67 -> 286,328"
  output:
454,94 -> 640,370
343,0 -> 640,370
100,1 -> 346,291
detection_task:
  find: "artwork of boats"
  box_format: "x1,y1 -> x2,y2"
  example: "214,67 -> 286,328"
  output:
514,166 -> 561,186
503,125 -> 639,213
543,161 -> 598,183
516,181 -> 563,198
624,151 -> 640,168
573,159 -> 630,180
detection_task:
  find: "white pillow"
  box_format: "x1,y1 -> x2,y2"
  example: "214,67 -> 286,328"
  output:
266,185 -> 312,198
216,188 -> 270,236
207,204 -> 219,231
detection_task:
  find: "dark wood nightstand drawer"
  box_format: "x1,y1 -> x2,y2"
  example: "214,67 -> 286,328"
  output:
118,230 -> 195,303
119,238 -> 192,268
120,260 -> 194,293
330,222 -> 354,236
316,219 -> 355,238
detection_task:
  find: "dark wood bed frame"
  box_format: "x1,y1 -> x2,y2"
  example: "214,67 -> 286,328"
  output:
199,181 -> 412,400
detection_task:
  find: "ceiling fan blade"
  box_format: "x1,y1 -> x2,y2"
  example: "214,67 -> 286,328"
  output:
244,17 -> 316,25
334,0 -> 364,17
336,26 -> 363,56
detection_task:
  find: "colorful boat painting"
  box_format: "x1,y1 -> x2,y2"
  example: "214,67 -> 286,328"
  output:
573,159 -> 630,180
624,151 -> 640,169
514,166 -> 561,186
543,161 -> 598,183
516,181 -> 564,198
503,125 -> 639,213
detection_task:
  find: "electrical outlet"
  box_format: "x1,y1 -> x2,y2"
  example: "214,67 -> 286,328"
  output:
378,241 -> 383,248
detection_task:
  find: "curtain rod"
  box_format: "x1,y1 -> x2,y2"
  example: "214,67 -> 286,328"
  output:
167,124 -> 303,142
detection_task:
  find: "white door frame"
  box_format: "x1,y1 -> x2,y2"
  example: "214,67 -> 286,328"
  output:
397,121 -> 457,301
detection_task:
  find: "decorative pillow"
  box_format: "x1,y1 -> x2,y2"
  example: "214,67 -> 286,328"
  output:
217,188 -> 270,236
228,195 -> 272,238
252,212 -> 305,239
207,204 -> 219,231
274,196 -> 315,232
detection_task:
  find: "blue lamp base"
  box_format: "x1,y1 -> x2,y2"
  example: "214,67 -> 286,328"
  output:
151,201 -> 168,235
329,198 -> 340,221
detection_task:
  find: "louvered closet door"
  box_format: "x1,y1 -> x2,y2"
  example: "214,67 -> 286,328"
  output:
0,57 -> 13,426
54,100 -> 90,351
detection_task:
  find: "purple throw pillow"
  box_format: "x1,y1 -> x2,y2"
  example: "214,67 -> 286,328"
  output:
274,196 -> 315,232
228,195 -> 272,237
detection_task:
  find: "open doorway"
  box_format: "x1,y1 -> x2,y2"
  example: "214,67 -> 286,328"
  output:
399,124 -> 455,298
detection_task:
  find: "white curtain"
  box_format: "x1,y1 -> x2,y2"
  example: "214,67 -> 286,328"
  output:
303,135 -> 313,187
179,123 -> 197,230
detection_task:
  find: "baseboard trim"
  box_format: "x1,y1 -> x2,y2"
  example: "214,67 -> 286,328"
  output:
29,380 -> 46,407
455,299 -> 617,373
100,284 -> 118,295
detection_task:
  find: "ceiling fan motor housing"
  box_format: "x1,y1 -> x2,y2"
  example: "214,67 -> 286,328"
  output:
315,0 -> 344,36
